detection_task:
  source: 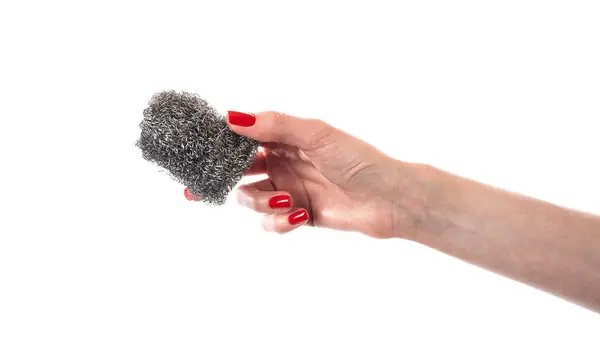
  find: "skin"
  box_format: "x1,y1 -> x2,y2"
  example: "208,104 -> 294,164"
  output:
186,110 -> 600,313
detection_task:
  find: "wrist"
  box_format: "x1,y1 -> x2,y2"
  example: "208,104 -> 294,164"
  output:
389,160 -> 439,241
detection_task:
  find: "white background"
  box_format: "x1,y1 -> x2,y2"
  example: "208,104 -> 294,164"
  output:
1,0 -> 599,335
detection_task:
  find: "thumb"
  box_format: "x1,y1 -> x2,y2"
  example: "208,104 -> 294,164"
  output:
226,110 -> 386,187
226,110 -> 339,150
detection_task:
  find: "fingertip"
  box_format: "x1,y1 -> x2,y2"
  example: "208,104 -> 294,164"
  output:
235,187 -> 246,206
184,188 -> 201,201
260,208 -> 309,234
268,194 -> 292,209
288,209 -> 309,226
227,110 -> 256,127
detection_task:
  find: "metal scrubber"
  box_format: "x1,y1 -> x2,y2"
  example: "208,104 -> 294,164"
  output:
136,90 -> 259,205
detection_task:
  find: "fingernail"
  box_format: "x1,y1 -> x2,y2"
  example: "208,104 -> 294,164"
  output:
289,210 -> 308,225
184,189 -> 201,201
269,195 -> 291,209
228,111 -> 256,127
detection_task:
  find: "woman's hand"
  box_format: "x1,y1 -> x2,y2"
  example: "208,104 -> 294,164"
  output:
218,110 -> 422,238
184,109 -> 600,312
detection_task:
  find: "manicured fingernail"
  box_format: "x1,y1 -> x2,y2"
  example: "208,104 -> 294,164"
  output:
184,189 -> 201,201
269,195 -> 291,209
228,111 -> 256,127
289,210 -> 308,225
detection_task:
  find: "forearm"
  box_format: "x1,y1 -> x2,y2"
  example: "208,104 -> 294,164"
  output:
405,164 -> 600,312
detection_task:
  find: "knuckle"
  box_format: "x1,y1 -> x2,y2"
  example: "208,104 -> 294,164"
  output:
271,111 -> 288,127
265,111 -> 289,143
260,216 -> 273,231
269,132 -> 287,144
246,195 -> 259,210
365,225 -> 394,239
235,190 -> 246,206
307,120 -> 335,149
261,222 -> 271,232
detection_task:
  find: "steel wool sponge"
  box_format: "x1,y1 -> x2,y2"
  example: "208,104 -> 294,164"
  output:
136,90 -> 259,205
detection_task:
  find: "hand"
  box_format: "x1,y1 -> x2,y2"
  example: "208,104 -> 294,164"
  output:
216,110 -> 422,239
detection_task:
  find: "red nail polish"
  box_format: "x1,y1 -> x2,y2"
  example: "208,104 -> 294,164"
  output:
289,210 -> 308,225
184,189 -> 200,201
228,111 -> 256,127
269,195 -> 291,208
